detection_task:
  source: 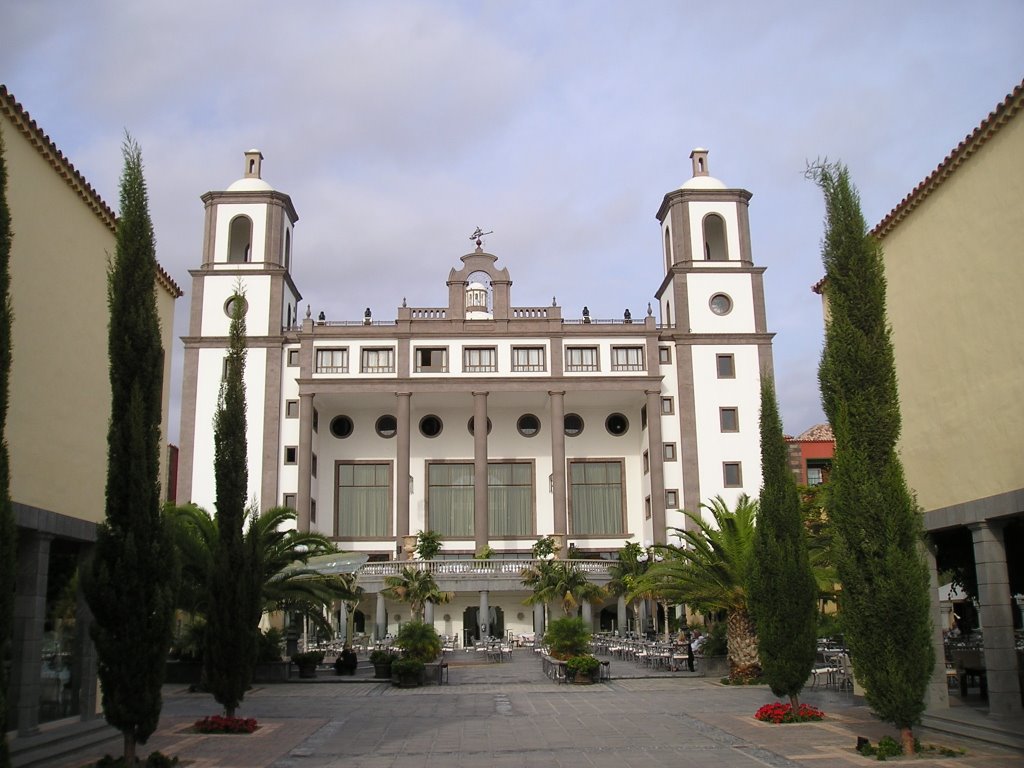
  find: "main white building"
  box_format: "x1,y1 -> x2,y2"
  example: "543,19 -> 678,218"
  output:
176,148 -> 774,641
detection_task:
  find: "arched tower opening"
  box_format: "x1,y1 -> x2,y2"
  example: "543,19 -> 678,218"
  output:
228,215 -> 253,263
664,226 -> 673,272
703,213 -> 727,261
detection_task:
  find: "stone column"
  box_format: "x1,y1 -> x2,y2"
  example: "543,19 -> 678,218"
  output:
479,590 -> 490,639
473,391 -> 489,554
339,603 -> 349,644
375,592 -> 387,640
581,601 -> 592,628
533,602 -> 545,638
548,391 -> 567,537
922,538 -> 950,711
617,596 -> 627,635
645,389 -> 667,543
297,392 -> 315,532
11,532 -> 53,735
396,392 -> 411,553
74,546 -> 98,719
970,520 -> 1022,715
424,600 -> 434,627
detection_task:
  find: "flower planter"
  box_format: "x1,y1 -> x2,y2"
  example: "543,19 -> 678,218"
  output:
372,662 -> 393,679
297,664 -> 318,679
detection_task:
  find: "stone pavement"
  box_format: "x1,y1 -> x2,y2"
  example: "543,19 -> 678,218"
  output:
58,649 -> 1024,768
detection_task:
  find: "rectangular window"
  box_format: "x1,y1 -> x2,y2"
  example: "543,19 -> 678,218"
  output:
611,346 -> 644,371
807,467 -> 824,486
287,348 -> 300,367
641,405 -> 647,429
488,462 -> 534,536
643,450 -> 650,474
312,453 -> 318,478
361,347 -> 395,374
415,347 -> 448,373
661,397 -> 674,415
312,409 -> 318,433
665,489 -> 679,509
463,347 -> 497,373
720,407 -> 739,432
337,462 -> 391,537
645,496 -> 652,520
283,492 -> 297,510
427,463 -> 475,536
565,346 -> 599,372
724,462 -> 743,487
659,346 -> 672,364
511,346 -> 546,372
315,348 -> 349,373
716,353 -> 735,379
284,446 -> 297,464
285,400 -> 299,418
310,498 -> 317,524
569,460 -> 625,535
663,443 -> 677,462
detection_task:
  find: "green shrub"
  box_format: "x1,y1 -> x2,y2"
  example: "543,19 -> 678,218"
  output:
544,616 -> 590,660
394,620 -> 442,662
370,649 -> 397,665
702,623 -> 728,657
566,654 -> 600,681
257,628 -> 283,663
391,656 -> 425,681
290,650 -> 324,667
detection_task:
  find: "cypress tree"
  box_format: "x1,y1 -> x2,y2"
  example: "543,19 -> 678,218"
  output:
0,127 -> 18,768
748,377 -> 817,707
811,162 -> 932,752
205,289 -> 261,717
83,136 -> 178,764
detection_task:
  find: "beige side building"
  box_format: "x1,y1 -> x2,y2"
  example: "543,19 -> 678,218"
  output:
1,85 -> 181,757
818,79 -> 1023,728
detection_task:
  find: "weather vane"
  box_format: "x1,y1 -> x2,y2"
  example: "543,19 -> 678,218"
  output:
469,227 -> 493,247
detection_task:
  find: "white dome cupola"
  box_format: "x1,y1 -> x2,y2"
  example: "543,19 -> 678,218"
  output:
465,280 -> 492,319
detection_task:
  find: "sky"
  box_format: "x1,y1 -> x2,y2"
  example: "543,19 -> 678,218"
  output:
3,1 -> 1022,443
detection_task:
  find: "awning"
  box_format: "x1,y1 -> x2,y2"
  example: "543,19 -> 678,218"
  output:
277,551 -> 369,577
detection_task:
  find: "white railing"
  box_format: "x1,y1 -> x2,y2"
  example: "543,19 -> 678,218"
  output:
358,558 -> 613,578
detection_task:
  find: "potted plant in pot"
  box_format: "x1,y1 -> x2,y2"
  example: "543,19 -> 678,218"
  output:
566,654 -> 601,684
393,620 -> 442,662
369,649 -> 397,679
391,656 -> 426,687
291,650 -> 324,678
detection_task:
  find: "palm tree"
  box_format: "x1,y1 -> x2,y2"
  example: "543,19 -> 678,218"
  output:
168,503 -> 360,636
522,560 -> 605,616
636,495 -> 761,680
381,566 -> 452,621
606,541 -> 650,635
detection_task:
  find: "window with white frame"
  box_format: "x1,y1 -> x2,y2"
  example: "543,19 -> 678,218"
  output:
316,348 -> 349,373
511,346 -> 546,372
360,347 -> 395,374
463,347 -> 496,373
611,346 -> 644,371
415,347 -> 448,373
565,346 -> 599,372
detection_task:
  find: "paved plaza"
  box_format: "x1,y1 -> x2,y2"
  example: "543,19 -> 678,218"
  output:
52,650 -> 1024,768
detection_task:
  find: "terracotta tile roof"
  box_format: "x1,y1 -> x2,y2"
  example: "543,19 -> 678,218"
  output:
793,423 -> 833,442
813,77 -> 1024,294
0,84 -> 183,298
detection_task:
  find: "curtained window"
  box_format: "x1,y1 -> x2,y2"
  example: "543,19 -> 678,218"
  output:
337,463 -> 391,537
569,460 -> 624,534
488,462 -> 533,536
428,463 -> 475,536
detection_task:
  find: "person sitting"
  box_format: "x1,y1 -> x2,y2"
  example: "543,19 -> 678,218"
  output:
334,646 -> 358,676
690,630 -> 706,656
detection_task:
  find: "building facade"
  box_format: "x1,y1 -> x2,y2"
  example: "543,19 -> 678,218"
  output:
2,85 -> 180,747
177,148 -> 773,642
786,423 -> 834,487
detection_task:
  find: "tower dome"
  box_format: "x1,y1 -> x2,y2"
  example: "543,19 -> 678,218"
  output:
465,281 -> 491,319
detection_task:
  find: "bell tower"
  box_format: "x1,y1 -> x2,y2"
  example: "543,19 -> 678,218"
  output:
177,150 -> 301,508
655,149 -> 772,518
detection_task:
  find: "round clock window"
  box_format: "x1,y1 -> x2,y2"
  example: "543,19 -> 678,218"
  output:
709,293 -> 733,316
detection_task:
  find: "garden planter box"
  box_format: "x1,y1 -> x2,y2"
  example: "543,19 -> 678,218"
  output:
699,655 -> 729,678
253,661 -> 289,683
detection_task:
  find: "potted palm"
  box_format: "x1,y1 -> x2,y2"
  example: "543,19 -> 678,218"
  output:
566,654 -> 601,684
291,650 -> 324,678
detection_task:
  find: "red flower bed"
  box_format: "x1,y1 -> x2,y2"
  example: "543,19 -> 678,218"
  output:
754,702 -> 825,724
193,715 -> 259,734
